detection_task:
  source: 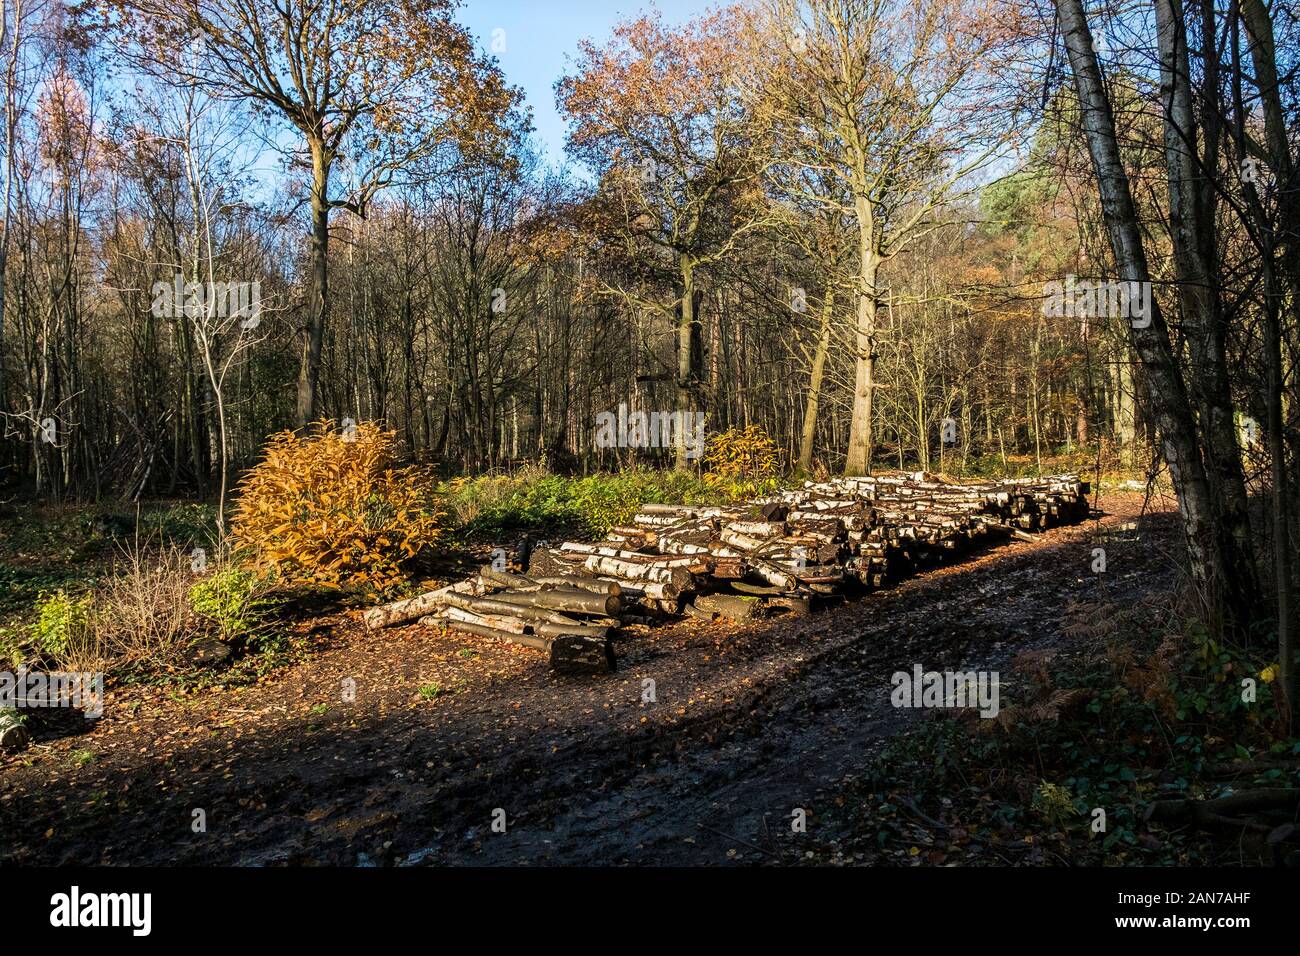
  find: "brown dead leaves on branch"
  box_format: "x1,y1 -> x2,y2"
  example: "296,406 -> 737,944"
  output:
230,420 -> 442,596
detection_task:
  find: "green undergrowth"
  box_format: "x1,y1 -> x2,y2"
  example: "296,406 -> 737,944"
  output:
440,466 -> 744,539
816,594 -> 1298,866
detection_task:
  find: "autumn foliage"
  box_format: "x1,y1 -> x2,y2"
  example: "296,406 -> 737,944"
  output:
703,425 -> 783,498
231,421 -> 440,594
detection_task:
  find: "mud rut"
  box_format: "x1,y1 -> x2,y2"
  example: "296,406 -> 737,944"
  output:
0,493 -> 1172,866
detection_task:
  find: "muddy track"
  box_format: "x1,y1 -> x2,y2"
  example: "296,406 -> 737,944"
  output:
0,492 -> 1175,866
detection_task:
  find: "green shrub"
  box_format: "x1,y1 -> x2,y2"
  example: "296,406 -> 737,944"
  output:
30,590 -> 92,659
189,566 -> 279,648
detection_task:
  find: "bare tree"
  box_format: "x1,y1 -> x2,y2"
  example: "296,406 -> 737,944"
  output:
94,0 -> 516,427
756,0 -> 1025,475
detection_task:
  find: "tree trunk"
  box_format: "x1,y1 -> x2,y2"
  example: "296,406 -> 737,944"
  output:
1154,0 -> 1260,630
298,143 -> 330,429
845,202 -> 879,475
1229,3 -> 1296,724
1056,0 -> 1229,627
674,260 -> 700,471
798,288 -> 834,474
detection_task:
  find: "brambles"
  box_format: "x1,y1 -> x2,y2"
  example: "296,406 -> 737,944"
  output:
231,421 -> 442,595
91,547 -> 195,670
827,596 -> 1299,865
19,551 -> 191,673
703,425 -> 783,499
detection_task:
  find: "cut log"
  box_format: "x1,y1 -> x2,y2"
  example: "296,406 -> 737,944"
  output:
768,595 -> 811,616
479,567 -> 541,591
637,503 -> 699,516
729,581 -> 784,596
364,578 -> 481,629
431,605 -> 529,633
748,557 -> 797,590
582,555 -> 693,593
533,621 -> 612,640
487,587 -> 622,618
549,634 -> 617,674
710,557 -> 747,579
431,618 -> 615,674
684,603 -> 717,623
558,542 -> 697,565
423,610 -> 610,641
726,520 -> 786,537
596,578 -> 679,601
694,593 -> 765,622
719,527 -> 766,553
0,709 -> 29,752
532,574 -> 622,596
438,591 -> 585,625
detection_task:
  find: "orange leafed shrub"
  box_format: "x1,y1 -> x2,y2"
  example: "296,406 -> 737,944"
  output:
230,421 -> 440,594
702,425 -> 783,498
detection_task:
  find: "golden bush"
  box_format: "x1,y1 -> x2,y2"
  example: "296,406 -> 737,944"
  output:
702,425 -> 782,497
231,420 -> 440,594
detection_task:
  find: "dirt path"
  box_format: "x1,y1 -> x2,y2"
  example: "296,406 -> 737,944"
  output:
0,491 -> 1176,866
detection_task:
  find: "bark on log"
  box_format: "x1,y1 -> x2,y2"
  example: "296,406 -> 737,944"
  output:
479,567 -> 541,591
532,574 -> 622,596
435,605 -> 528,633
559,542 -> 697,565
439,591 -> 585,625
364,578 -> 481,630
549,634 -> 617,674
582,555 -> 693,593
423,609 -> 610,641
748,557 -> 797,590
685,603 -> 717,623
727,520 -> 787,537
720,527 -> 771,553
694,593 -> 765,622
595,578 -> 679,601
430,618 -> 615,673
769,595 -> 811,616
487,587 -> 622,618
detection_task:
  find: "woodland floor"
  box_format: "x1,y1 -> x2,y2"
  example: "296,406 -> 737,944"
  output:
0,490 -> 1177,866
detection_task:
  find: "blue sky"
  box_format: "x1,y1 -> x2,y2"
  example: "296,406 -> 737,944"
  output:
454,0 -> 712,170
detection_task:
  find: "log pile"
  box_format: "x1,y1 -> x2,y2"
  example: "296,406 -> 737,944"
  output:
364,472 -> 1090,674
362,568 -> 620,674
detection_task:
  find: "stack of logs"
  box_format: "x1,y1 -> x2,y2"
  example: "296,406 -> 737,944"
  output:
364,472 -> 1090,675
362,568 -> 621,675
